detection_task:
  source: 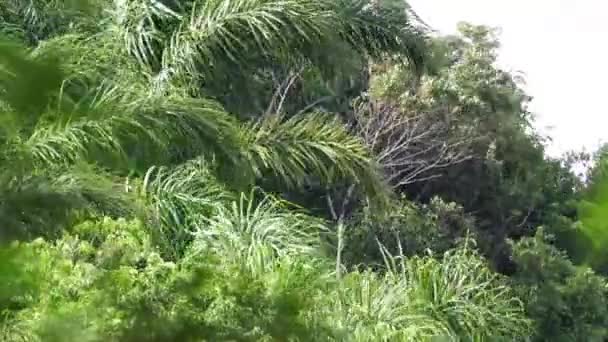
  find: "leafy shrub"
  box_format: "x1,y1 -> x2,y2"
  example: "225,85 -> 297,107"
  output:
343,196 -> 475,267
1,210 -> 532,341
1,217 -> 332,341
511,229 -> 608,341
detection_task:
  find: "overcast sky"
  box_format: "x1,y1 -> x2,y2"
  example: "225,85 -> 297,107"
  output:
408,0 -> 608,157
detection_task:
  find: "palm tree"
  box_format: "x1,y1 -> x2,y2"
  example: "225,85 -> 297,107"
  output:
0,4 -> 539,341
0,0 -> 428,249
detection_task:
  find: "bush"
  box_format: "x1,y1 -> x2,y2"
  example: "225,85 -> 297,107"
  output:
511,229 -> 608,341
1,212 -> 532,341
1,217 -> 331,341
343,196 -> 475,267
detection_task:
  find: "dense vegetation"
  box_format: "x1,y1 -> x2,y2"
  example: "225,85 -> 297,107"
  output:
1,0 -> 607,341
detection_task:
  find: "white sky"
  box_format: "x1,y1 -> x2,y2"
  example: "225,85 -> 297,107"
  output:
408,0 -> 608,157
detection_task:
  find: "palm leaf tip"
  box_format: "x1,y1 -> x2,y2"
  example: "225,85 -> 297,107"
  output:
244,112 -> 386,193
150,0 -> 429,84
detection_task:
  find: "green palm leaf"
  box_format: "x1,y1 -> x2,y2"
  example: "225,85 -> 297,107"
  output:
0,164 -> 135,241
0,0 -> 99,44
107,0 -> 428,88
191,190 -> 327,273
244,112 -> 387,198
141,158 -> 234,257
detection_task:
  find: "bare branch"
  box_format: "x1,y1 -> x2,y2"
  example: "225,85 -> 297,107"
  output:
350,97 -> 474,188
326,184 -> 356,222
264,66 -> 305,116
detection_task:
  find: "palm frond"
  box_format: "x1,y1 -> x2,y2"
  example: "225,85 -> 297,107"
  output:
382,241 -> 533,339
191,190 -> 327,273
0,35 -> 237,172
0,164 -> 135,242
0,0 -> 100,45
141,159 -> 234,257
160,0 -> 328,84
31,32 -> 146,88
326,270 -> 451,341
108,0 -> 181,70
331,0 -> 428,68
11,86 -> 245,175
321,242 -> 532,341
244,112 -> 388,198
0,37 -> 65,116
113,0 -> 429,88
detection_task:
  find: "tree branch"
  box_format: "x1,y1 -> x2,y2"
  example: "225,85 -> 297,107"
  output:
350,98 -> 474,189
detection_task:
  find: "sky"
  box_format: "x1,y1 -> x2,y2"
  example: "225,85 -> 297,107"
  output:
407,0 -> 608,157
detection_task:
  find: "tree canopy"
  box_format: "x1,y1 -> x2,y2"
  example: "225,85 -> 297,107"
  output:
1,1 -> 607,341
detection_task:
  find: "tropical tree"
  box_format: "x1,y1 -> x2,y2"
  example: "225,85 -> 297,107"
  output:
361,22 -> 582,273
3,2 -> 587,342
0,0 -> 430,248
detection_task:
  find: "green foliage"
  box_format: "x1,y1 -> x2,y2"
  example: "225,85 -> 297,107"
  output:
326,244 -> 531,341
0,164 -> 136,241
93,0 -> 429,116
0,1 -> 601,341
2,216 -> 531,341
190,191 -> 329,272
140,159 -> 235,258
366,23 -> 581,273
243,113 -> 388,198
0,0 -> 99,44
542,147 -> 608,274
1,217 -> 296,341
573,148 -> 608,273
0,1 -> 400,243
343,196 -> 474,267
511,229 -> 608,341
0,37 -> 64,114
